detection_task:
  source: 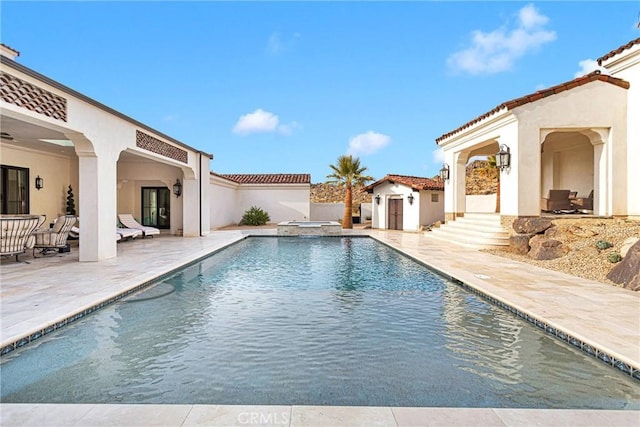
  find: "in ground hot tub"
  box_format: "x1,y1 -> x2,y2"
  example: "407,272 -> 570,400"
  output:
277,221 -> 342,236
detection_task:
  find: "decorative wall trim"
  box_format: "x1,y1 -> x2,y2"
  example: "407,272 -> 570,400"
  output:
0,72 -> 67,121
136,130 -> 188,163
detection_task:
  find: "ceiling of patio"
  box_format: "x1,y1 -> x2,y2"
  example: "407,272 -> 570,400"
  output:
0,115 -> 75,156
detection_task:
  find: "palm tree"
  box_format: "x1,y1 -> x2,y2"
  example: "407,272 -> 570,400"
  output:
327,155 -> 373,229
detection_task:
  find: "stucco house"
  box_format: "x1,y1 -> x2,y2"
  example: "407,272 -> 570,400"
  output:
1,44 -> 212,262
436,38 -> 639,236
365,174 -> 444,231
210,173 -> 310,228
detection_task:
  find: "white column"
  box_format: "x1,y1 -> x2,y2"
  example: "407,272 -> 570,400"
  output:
77,152 -> 117,261
199,154 -> 211,235
182,177 -> 200,237
593,140 -> 607,216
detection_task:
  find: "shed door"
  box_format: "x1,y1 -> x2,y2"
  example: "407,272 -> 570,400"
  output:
388,199 -> 403,230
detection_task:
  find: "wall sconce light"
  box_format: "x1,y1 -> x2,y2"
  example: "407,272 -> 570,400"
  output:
439,164 -> 450,181
496,144 -> 511,171
407,193 -> 414,205
375,194 -> 381,205
35,175 -> 44,190
173,179 -> 183,198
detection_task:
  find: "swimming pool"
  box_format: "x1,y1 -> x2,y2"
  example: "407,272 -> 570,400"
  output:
1,237 -> 638,408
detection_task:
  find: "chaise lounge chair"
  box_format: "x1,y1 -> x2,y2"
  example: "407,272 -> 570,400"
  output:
118,214 -> 160,238
32,215 -> 77,256
68,221 -> 143,242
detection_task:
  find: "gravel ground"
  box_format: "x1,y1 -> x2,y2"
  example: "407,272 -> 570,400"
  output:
484,217 -> 640,287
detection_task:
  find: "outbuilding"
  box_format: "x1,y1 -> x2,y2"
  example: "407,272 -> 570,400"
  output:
365,174 -> 444,231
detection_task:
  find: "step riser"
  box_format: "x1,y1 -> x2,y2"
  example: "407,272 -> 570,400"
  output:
428,214 -> 509,249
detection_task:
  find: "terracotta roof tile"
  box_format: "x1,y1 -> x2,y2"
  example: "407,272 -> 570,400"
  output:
597,38 -> 640,65
364,174 -> 444,192
435,71 -> 629,144
212,173 -> 310,185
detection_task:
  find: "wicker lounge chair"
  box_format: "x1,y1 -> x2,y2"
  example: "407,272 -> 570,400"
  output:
118,214 -> 160,237
1,215 -> 44,262
33,215 -> 77,256
117,227 -> 143,240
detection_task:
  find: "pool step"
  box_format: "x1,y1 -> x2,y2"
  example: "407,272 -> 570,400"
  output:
426,213 -> 510,249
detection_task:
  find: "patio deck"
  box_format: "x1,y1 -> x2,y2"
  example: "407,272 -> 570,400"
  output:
1,229 -> 638,426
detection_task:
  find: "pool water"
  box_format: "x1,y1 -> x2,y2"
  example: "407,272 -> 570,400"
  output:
1,237 -> 639,408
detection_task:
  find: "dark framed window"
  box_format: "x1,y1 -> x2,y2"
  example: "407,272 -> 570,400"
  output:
141,187 -> 170,229
1,164 -> 29,214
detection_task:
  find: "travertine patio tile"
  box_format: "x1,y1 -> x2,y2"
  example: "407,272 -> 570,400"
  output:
80,404 -> 192,426
392,407 -> 506,426
290,405 -> 396,427
493,408 -> 640,426
183,405 -> 291,426
0,403 -> 95,427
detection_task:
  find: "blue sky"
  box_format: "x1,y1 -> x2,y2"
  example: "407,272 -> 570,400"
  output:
2,1 -> 639,183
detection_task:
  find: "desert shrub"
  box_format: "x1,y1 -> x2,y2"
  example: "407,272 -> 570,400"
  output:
595,240 -> 612,250
240,206 -> 270,226
607,252 -> 622,263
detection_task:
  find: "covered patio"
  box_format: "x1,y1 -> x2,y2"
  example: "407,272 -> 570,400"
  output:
1,44 -> 212,262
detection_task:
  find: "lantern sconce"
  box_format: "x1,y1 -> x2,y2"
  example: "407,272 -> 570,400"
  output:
439,164 -> 450,181
496,144 -> 511,171
407,193 -> 414,205
35,175 -> 44,190
173,179 -> 183,198
375,194 -> 381,205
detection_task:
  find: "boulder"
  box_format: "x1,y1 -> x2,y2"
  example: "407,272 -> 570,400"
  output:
620,237 -> 640,258
544,226 -> 562,239
510,234 -> 534,255
513,217 -> 553,234
607,240 -> 640,291
528,235 -> 569,260
567,225 -> 598,238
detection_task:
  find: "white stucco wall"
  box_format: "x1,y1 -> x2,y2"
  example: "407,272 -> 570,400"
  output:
209,178 -> 311,227
237,185 -> 310,223
310,203 -> 344,222
209,176 -> 238,229
465,194 -> 496,213
419,190 -> 445,226
601,43 -> 639,217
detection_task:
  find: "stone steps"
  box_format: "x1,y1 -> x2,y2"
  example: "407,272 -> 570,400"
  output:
426,213 -> 510,249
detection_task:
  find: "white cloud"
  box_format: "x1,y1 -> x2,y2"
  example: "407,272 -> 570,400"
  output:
447,3 -> 556,75
232,109 -> 298,136
347,131 -> 391,156
266,31 -> 301,55
574,59 -> 605,78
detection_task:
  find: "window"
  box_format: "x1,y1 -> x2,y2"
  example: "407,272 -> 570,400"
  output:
431,193 -> 439,203
1,165 -> 29,214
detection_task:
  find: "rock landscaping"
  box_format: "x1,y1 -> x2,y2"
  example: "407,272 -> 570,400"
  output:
486,217 -> 640,289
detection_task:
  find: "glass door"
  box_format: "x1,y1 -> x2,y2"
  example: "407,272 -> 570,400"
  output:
1,165 -> 29,214
141,187 -> 170,229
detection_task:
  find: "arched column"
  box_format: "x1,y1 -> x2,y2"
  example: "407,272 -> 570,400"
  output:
67,132 -> 119,261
